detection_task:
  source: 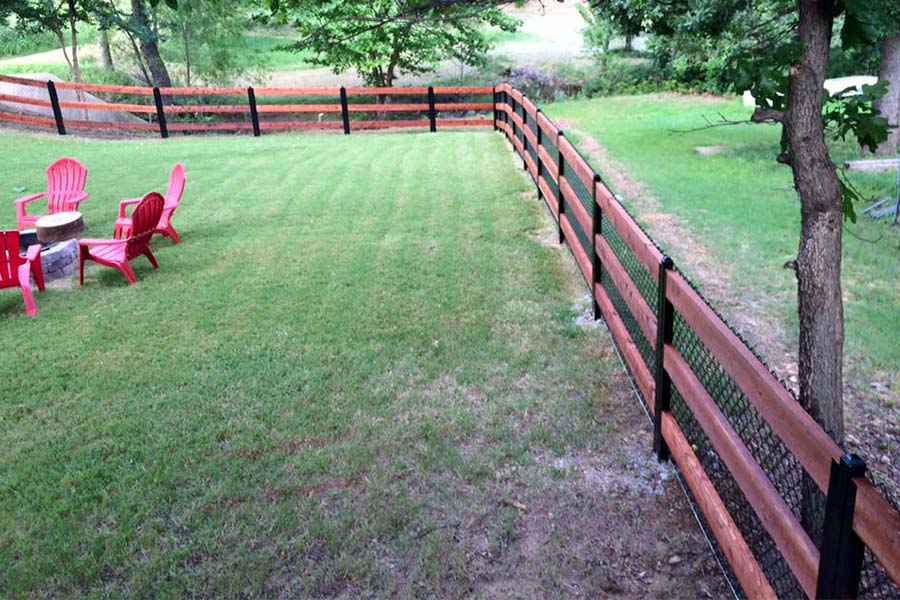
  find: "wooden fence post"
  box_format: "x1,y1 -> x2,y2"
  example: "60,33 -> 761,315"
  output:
556,132 -> 566,244
653,255 -> 675,461
46,80 -> 66,136
816,454 -> 867,599
152,87 -> 168,139
592,173 -> 603,320
247,86 -> 260,137
340,87 -> 351,135
521,99 -> 529,172
427,86 -> 437,133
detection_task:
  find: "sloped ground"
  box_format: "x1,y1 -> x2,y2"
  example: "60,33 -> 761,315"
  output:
0,129 -> 729,597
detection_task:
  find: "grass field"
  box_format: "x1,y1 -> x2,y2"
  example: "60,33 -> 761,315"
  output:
0,129 -> 727,597
547,95 -> 899,393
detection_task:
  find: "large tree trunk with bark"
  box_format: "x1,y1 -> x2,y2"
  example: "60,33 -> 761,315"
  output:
785,0 -> 845,536
131,0 -> 172,89
875,34 -> 900,156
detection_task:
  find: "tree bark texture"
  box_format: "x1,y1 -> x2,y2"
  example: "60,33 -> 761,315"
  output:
131,0 -> 172,90
875,34 -> 900,156
788,0 -> 844,447
98,27 -> 114,71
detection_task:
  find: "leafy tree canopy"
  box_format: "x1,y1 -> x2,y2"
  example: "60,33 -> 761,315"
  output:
267,0 -> 520,87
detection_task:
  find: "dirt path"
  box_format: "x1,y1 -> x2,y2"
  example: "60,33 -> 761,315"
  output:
0,44 -> 99,67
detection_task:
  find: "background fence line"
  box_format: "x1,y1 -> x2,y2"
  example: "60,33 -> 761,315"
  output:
494,82 -> 900,600
0,74 -> 493,136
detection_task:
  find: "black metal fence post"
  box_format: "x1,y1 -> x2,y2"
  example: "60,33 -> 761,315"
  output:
46,81 -> 66,135
521,102 -> 529,171
152,87 -> 168,139
247,86 -> 260,137
816,454 -> 867,599
340,87 -> 351,135
492,86 -> 498,132
653,256 -> 675,461
592,173 -> 603,320
427,86 -> 437,133
535,109 -> 544,200
556,131 -> 566,244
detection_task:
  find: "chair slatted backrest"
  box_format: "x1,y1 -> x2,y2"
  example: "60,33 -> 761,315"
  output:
46,157 -> 88,213
125,192 -> 164,261
165,163 -> 186,210
0,230 -> 23,288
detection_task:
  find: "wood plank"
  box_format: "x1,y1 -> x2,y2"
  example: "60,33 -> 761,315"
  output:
0,110 -> 56,127
53,81 -> 153,95
662,412 -> 777,600
560,213 -> 592,283
510,88 -> 524,105
433,86 -> 494,95
595,233 -> 657,345
595,182 -> 663,280
57,100 -> 156,113
595,283 -> 656,406
164,105 -> 249,114
259,121 -> 343,131
522,121 -> 537,147
537,146 -> 558,182
559,175 -> 592,239
536,111 -> 559,145
434,102 -> 493,111
665,271 -> 842,494
156,86 -> 244,95
166,122 -> 254,132
559,135 -> 596,194
436,118 -> 492,128
521,96 -> 538,119
254,87 -> 339,97
348,103 -> 429,112
257,104 -> 342,114
853,481 -> 900,588
0,74 -> 47,88
665,344 -> 820,599
65,119 -> 157,131
0,93 -> 53,108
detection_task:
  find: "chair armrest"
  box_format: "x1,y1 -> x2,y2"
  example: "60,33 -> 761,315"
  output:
14,193 -> 45,208
68,191 -> 89,205
118,197 -> 142,218
26,244 -> 41,263
78,238 -> 124,247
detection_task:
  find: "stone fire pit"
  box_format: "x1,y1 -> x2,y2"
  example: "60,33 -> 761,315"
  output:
19,230 -> 79,283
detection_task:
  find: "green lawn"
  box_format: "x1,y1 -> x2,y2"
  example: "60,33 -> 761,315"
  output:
0,129 -> 651,596
546,95 -> 900,402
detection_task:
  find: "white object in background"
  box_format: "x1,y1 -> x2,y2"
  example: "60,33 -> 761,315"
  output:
742,75 -> 878,107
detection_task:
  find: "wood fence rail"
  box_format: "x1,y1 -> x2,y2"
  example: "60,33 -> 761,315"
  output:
0,74 -> 494,137
493,82 -> 900,600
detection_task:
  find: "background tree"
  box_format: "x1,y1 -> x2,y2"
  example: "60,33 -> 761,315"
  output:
269,0 -> 519,88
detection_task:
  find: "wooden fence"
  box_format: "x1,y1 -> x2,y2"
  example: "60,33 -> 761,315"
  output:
0,74 -> 494,136
493,82 -> 900,600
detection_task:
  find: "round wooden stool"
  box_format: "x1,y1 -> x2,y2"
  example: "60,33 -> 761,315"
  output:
35,211 -> 85,244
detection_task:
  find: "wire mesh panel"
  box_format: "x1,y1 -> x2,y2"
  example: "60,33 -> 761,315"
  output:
598,211 -> 658,379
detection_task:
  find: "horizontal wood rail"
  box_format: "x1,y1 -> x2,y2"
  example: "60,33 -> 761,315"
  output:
0,78 -> 494,137
494,84 -> 900,599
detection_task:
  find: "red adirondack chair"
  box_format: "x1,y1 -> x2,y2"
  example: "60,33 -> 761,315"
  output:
15,157 -> 89,230
114,163 -> 186,243
79,192 -> 164,286
0,230 -> 45,317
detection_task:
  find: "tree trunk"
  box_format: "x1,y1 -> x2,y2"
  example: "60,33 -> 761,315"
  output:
625,33 -> 633,51
67,0 -> 82,84
875,34 -> 900,156
786,0 -> 844,537
131,0 -> 172,90
182,24 -> 192,88
99,27 -> 114,71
